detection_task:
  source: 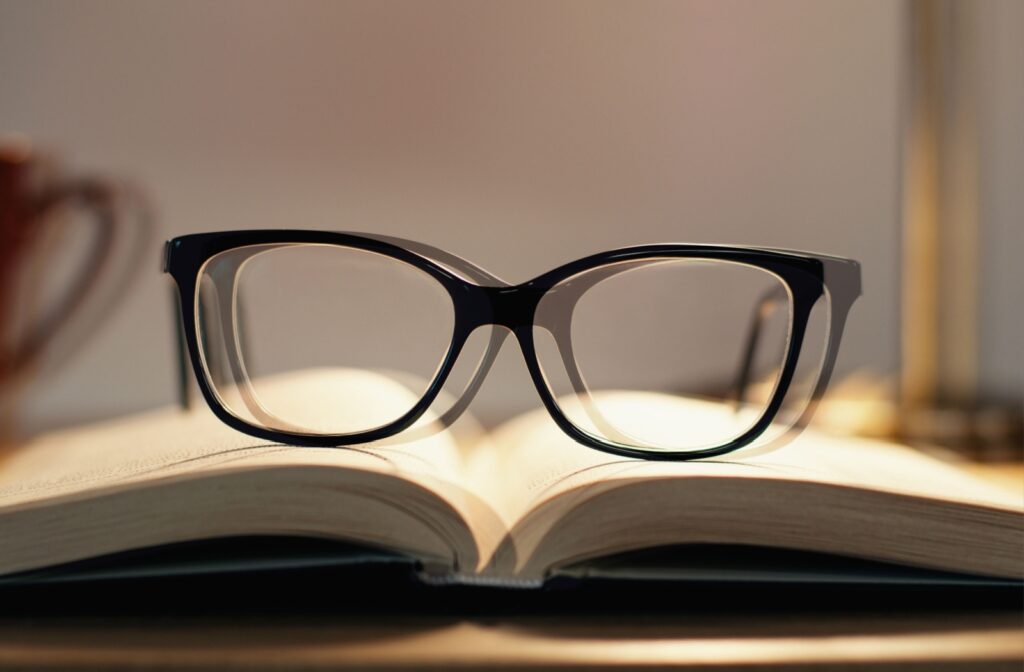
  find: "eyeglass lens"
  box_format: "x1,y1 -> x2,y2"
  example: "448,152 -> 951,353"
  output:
196,243 -> 456,435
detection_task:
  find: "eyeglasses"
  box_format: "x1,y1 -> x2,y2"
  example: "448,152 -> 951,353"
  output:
164,230 -> 860,461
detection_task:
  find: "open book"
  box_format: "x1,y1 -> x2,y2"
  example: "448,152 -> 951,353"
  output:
0,370 -> 1020,587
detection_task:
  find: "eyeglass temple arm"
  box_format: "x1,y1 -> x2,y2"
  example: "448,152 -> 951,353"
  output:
738,258 -> 860,457
171,282 -> 230,412
171,284 -> 191,410
732,284 -> 788,409
172,277 -> 231,413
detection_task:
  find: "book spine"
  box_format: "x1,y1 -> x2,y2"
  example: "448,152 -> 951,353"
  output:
416,570 -> 544,590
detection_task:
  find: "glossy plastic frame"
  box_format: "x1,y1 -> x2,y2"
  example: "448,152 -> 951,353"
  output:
165,230 -> 860,461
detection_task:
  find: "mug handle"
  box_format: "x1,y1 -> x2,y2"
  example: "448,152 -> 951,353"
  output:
3,178 -> 148,385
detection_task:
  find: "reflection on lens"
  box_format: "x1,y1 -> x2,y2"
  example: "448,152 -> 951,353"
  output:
196,244 -> 455,435
533,258 -> 793,452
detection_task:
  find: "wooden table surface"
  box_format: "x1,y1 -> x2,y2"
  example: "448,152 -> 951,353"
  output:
2,605 -> 1022,670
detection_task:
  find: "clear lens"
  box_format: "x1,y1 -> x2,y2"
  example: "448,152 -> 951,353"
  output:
533,258 -> 793,453
196,243 -> 455,436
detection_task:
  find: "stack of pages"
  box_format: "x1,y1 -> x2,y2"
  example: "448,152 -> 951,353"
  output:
0,371 -> 1020,587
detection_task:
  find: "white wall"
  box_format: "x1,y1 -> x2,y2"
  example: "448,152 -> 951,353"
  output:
1,0 -> 904,428
975,0 -> 1024,404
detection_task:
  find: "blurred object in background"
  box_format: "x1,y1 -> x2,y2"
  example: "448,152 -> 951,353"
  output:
733,0 -> 1023,462
0,134 -> 152,444
895,0 -> 1022,461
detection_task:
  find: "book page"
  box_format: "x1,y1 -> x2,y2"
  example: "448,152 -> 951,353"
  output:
0,369 -> 473,507
471,392 -> 1023,576
0,369 -> 511,576
481,391 -> 1023,526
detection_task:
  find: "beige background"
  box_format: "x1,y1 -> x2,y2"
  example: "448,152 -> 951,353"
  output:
0,0 -> 1017,428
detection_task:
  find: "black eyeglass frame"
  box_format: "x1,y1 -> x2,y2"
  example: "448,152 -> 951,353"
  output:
164,230 -> 860,461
